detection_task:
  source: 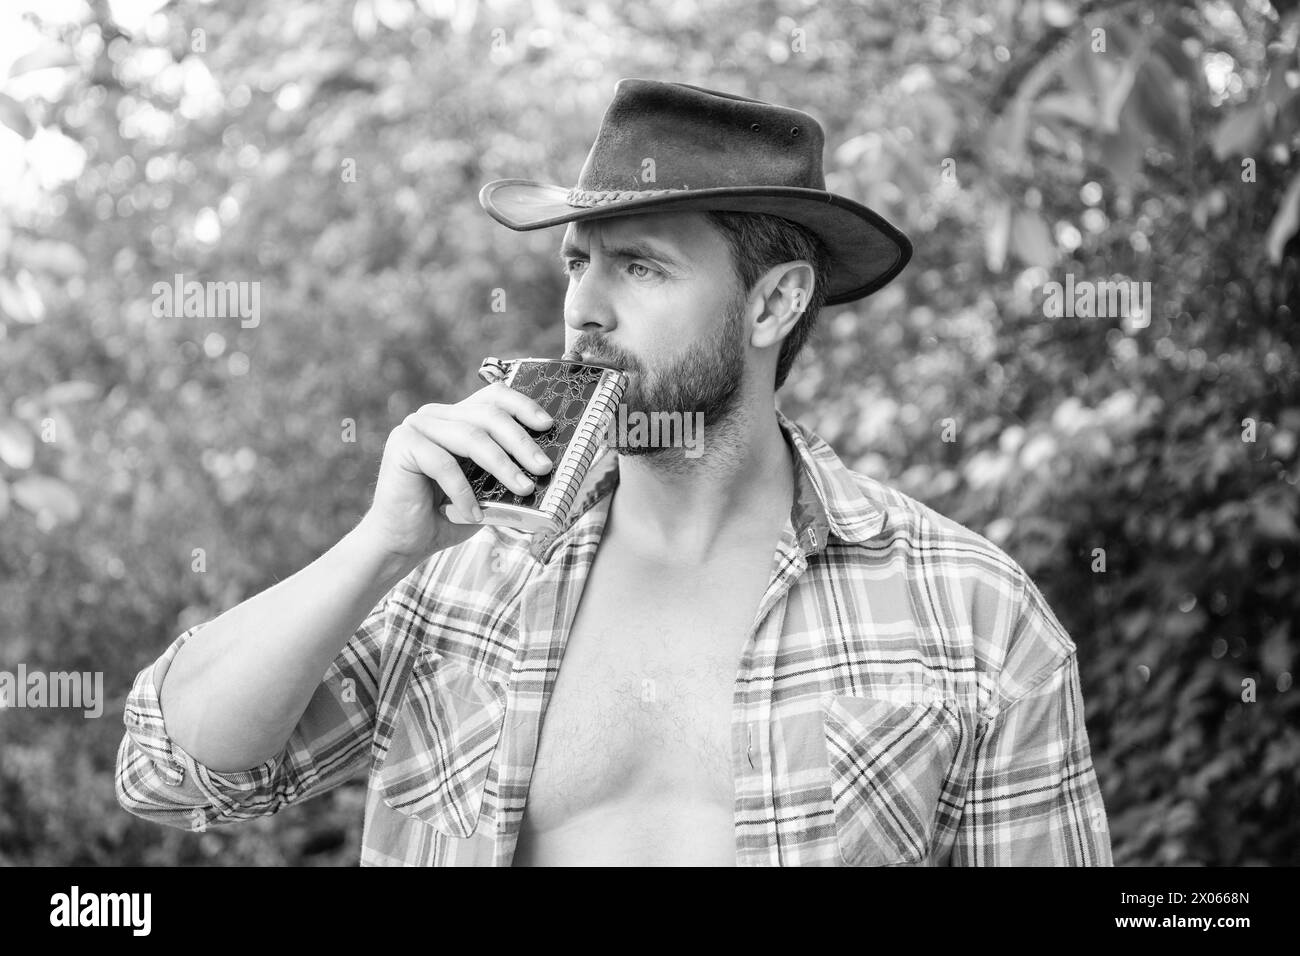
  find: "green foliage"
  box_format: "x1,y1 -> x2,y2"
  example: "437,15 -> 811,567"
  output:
1,0 -> 1296,865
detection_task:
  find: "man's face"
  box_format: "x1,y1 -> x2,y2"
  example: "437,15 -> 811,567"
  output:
560,211 -> 748,454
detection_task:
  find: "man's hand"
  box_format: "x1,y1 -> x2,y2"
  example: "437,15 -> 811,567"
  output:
356,382 -> 556,562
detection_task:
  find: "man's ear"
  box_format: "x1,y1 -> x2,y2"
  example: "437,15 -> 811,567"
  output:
749,260 -> 814,351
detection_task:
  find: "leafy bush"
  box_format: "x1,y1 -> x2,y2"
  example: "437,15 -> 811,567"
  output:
1,0 -> 1296,865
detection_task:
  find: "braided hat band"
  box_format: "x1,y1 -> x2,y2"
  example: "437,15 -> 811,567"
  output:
565,187 -> 684,207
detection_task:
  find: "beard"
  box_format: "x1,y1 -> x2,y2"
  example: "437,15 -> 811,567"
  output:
571,291 -> 747,457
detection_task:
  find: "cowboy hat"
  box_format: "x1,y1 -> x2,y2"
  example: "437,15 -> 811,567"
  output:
479,78 -> 912,305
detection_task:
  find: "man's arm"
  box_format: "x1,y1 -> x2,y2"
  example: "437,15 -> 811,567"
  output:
114,555 -> 400,830
114,382 -> 556,827
950,583 -> 1113,866
154,524 -> 416,772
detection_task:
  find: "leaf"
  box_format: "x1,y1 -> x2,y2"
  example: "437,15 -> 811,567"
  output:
1011,208 -> 1058,267
1253,493 -> 1298,541
0,92 -> 34,139
985,198 -> 1012,273
10,475 -> 80,524
1164,606 -> 1208,641
1263,46 -> 1299,113
1033,91 -> 1097,127
1153,33 -> 1202,88
1097,55 -> 1139,134
1212,105 -> 1267,160
1130,55 -> 1190,144
985,96 -> 1031,173
1099,103 -> 1147,194
0,273 -> 44,324
1040,0 -> 1076,27
1261,623 -> 1292,680
1192,187 -> 1227,230
15,239 -> 87,277
44,381 -> 98,404
6,45 -> 77,78
1105,18 -> 1144,60
1163,13 -> 1200,41
1060,36 -> 1106,104
352,0 -> 379,40
0,418 -> 35,470
1265,168 -> 1300,265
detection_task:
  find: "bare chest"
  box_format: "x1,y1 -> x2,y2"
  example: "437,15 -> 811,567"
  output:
517,542 -> 774,839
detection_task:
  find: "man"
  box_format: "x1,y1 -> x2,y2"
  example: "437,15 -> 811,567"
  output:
115,79 -> 1113,866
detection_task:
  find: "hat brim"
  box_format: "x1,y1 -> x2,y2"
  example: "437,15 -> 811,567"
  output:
479,179 -> 912,306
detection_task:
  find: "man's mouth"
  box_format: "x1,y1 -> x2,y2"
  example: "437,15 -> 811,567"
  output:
577,349 -> 631,372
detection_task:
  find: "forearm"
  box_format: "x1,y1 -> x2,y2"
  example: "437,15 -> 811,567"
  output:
158,520 -> 421,772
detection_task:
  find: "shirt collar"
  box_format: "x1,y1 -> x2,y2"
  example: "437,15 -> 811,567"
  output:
526,408 -> 889,562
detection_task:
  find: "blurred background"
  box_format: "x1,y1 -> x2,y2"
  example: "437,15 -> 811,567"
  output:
0,0 -> 1296,866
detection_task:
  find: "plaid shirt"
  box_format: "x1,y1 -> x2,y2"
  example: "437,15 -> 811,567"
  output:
116,410 -> 1113,866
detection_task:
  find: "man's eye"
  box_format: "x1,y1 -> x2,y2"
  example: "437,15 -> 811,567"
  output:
627,262 -> 656,279
562,259 -> 587,275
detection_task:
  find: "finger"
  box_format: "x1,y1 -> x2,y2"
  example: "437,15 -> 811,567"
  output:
406,416 -> 537,497
449,403 -> 555,476
397,427 -> 482,523
470,382 -> 555,433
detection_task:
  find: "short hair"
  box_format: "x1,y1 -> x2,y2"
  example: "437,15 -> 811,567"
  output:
704,210 -> 831,389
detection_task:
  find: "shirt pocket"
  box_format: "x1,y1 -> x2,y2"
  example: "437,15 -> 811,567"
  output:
377,648 -> 508,838
822,694 -> 962,866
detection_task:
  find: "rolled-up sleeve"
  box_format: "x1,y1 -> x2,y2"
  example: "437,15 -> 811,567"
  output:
115,593 -> 390,831
950,649 -> 1113,865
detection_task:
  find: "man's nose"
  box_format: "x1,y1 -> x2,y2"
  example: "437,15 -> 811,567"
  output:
563,266 -> 616,336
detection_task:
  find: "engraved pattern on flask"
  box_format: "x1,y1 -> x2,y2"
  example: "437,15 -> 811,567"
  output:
455,360 -> 607,511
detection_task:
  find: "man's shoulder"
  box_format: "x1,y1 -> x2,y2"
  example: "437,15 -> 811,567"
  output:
834,464 -> 1079,712
791,414 -> 1034,586
839,463 -> 1024,579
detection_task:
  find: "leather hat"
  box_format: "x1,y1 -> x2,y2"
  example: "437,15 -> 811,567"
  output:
479,78 -> 913,305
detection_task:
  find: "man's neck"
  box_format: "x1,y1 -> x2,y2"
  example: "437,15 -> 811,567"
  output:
604,402 -> 795,565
